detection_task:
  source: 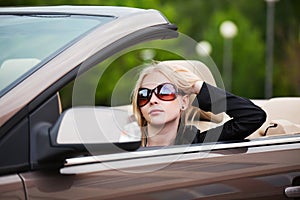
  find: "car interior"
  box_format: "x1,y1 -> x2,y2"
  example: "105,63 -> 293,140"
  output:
57,60 -> 300,145
248,97 -> 300,139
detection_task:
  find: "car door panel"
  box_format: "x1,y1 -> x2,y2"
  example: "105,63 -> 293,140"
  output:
20,142 -> 300,199
0,174 -> 26,200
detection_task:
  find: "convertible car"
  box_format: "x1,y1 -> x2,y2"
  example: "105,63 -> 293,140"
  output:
0,6 -> 299,199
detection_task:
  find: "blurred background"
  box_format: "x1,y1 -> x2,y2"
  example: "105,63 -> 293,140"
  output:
1,0 -> 299,106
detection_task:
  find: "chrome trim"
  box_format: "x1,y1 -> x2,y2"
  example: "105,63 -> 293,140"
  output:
65,135 -> 300,165
61,136 -> 300,174
285,186 -> 300,198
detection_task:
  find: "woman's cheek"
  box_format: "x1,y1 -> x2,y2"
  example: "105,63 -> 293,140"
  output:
140,107 -> 150,122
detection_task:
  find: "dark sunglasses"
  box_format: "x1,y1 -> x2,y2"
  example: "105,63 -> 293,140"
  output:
137,83 -> 179,107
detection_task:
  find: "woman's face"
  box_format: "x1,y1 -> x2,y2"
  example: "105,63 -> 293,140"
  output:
139,71 -> 183,126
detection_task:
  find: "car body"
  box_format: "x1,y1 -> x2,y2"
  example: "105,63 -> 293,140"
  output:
0,5 -> 300,200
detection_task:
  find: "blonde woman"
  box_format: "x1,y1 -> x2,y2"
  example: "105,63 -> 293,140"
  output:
132,60 -> 266,147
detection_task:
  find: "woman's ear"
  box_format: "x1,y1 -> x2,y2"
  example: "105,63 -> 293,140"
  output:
180,95 -> 190,110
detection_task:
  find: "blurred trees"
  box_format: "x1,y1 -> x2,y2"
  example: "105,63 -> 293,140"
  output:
201,5 -> 265,98
1,0 -> 299,104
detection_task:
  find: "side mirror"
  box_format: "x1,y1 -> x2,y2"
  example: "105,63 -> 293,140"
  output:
33,107 -> 141,169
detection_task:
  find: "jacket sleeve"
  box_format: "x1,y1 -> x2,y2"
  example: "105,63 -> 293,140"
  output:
194,82 -> 266,143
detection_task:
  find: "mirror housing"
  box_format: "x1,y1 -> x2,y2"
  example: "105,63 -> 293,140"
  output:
33,107 -> 141,170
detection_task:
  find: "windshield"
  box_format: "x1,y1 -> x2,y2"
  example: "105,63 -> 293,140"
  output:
0,14 -> 114,96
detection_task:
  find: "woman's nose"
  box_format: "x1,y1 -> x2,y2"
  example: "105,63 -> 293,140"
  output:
149,92 -> 159,105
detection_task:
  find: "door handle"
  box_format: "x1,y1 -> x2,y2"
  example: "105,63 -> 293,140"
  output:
285,186 -> 300,198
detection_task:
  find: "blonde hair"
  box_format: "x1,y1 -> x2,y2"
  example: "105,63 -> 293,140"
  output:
132,60 -> 222,146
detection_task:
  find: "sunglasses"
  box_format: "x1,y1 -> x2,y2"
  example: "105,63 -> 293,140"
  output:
137,83 -> 180,107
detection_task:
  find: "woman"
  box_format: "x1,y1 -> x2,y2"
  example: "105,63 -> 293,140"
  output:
131,60 -> 266,147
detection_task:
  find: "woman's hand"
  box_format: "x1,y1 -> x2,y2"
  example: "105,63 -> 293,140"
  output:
172,65 -> 204,94
192,80 -> 204,94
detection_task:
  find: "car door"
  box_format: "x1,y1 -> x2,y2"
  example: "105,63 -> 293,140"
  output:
0,174 -> 25,199
18,135 -> 300,199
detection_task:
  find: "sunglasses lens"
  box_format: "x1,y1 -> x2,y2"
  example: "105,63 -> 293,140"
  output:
138,89 -> 150,107
157,83 -> 177,101
137,83 -> 178,107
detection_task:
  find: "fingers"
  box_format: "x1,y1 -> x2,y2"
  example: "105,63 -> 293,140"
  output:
193,81 -> 204,94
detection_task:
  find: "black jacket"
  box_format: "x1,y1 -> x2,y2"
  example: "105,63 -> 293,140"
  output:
175,82 -> 266,144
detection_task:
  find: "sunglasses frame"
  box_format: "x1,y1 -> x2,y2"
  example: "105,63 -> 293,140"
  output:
137,83 -> 179,107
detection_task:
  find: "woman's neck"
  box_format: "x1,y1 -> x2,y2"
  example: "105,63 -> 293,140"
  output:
146,117 -> 180,146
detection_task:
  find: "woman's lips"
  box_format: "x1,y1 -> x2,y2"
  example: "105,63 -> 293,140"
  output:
149,109 -> 164,115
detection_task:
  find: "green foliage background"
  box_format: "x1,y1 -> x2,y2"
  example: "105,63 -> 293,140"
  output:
2,0 -> 299,106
